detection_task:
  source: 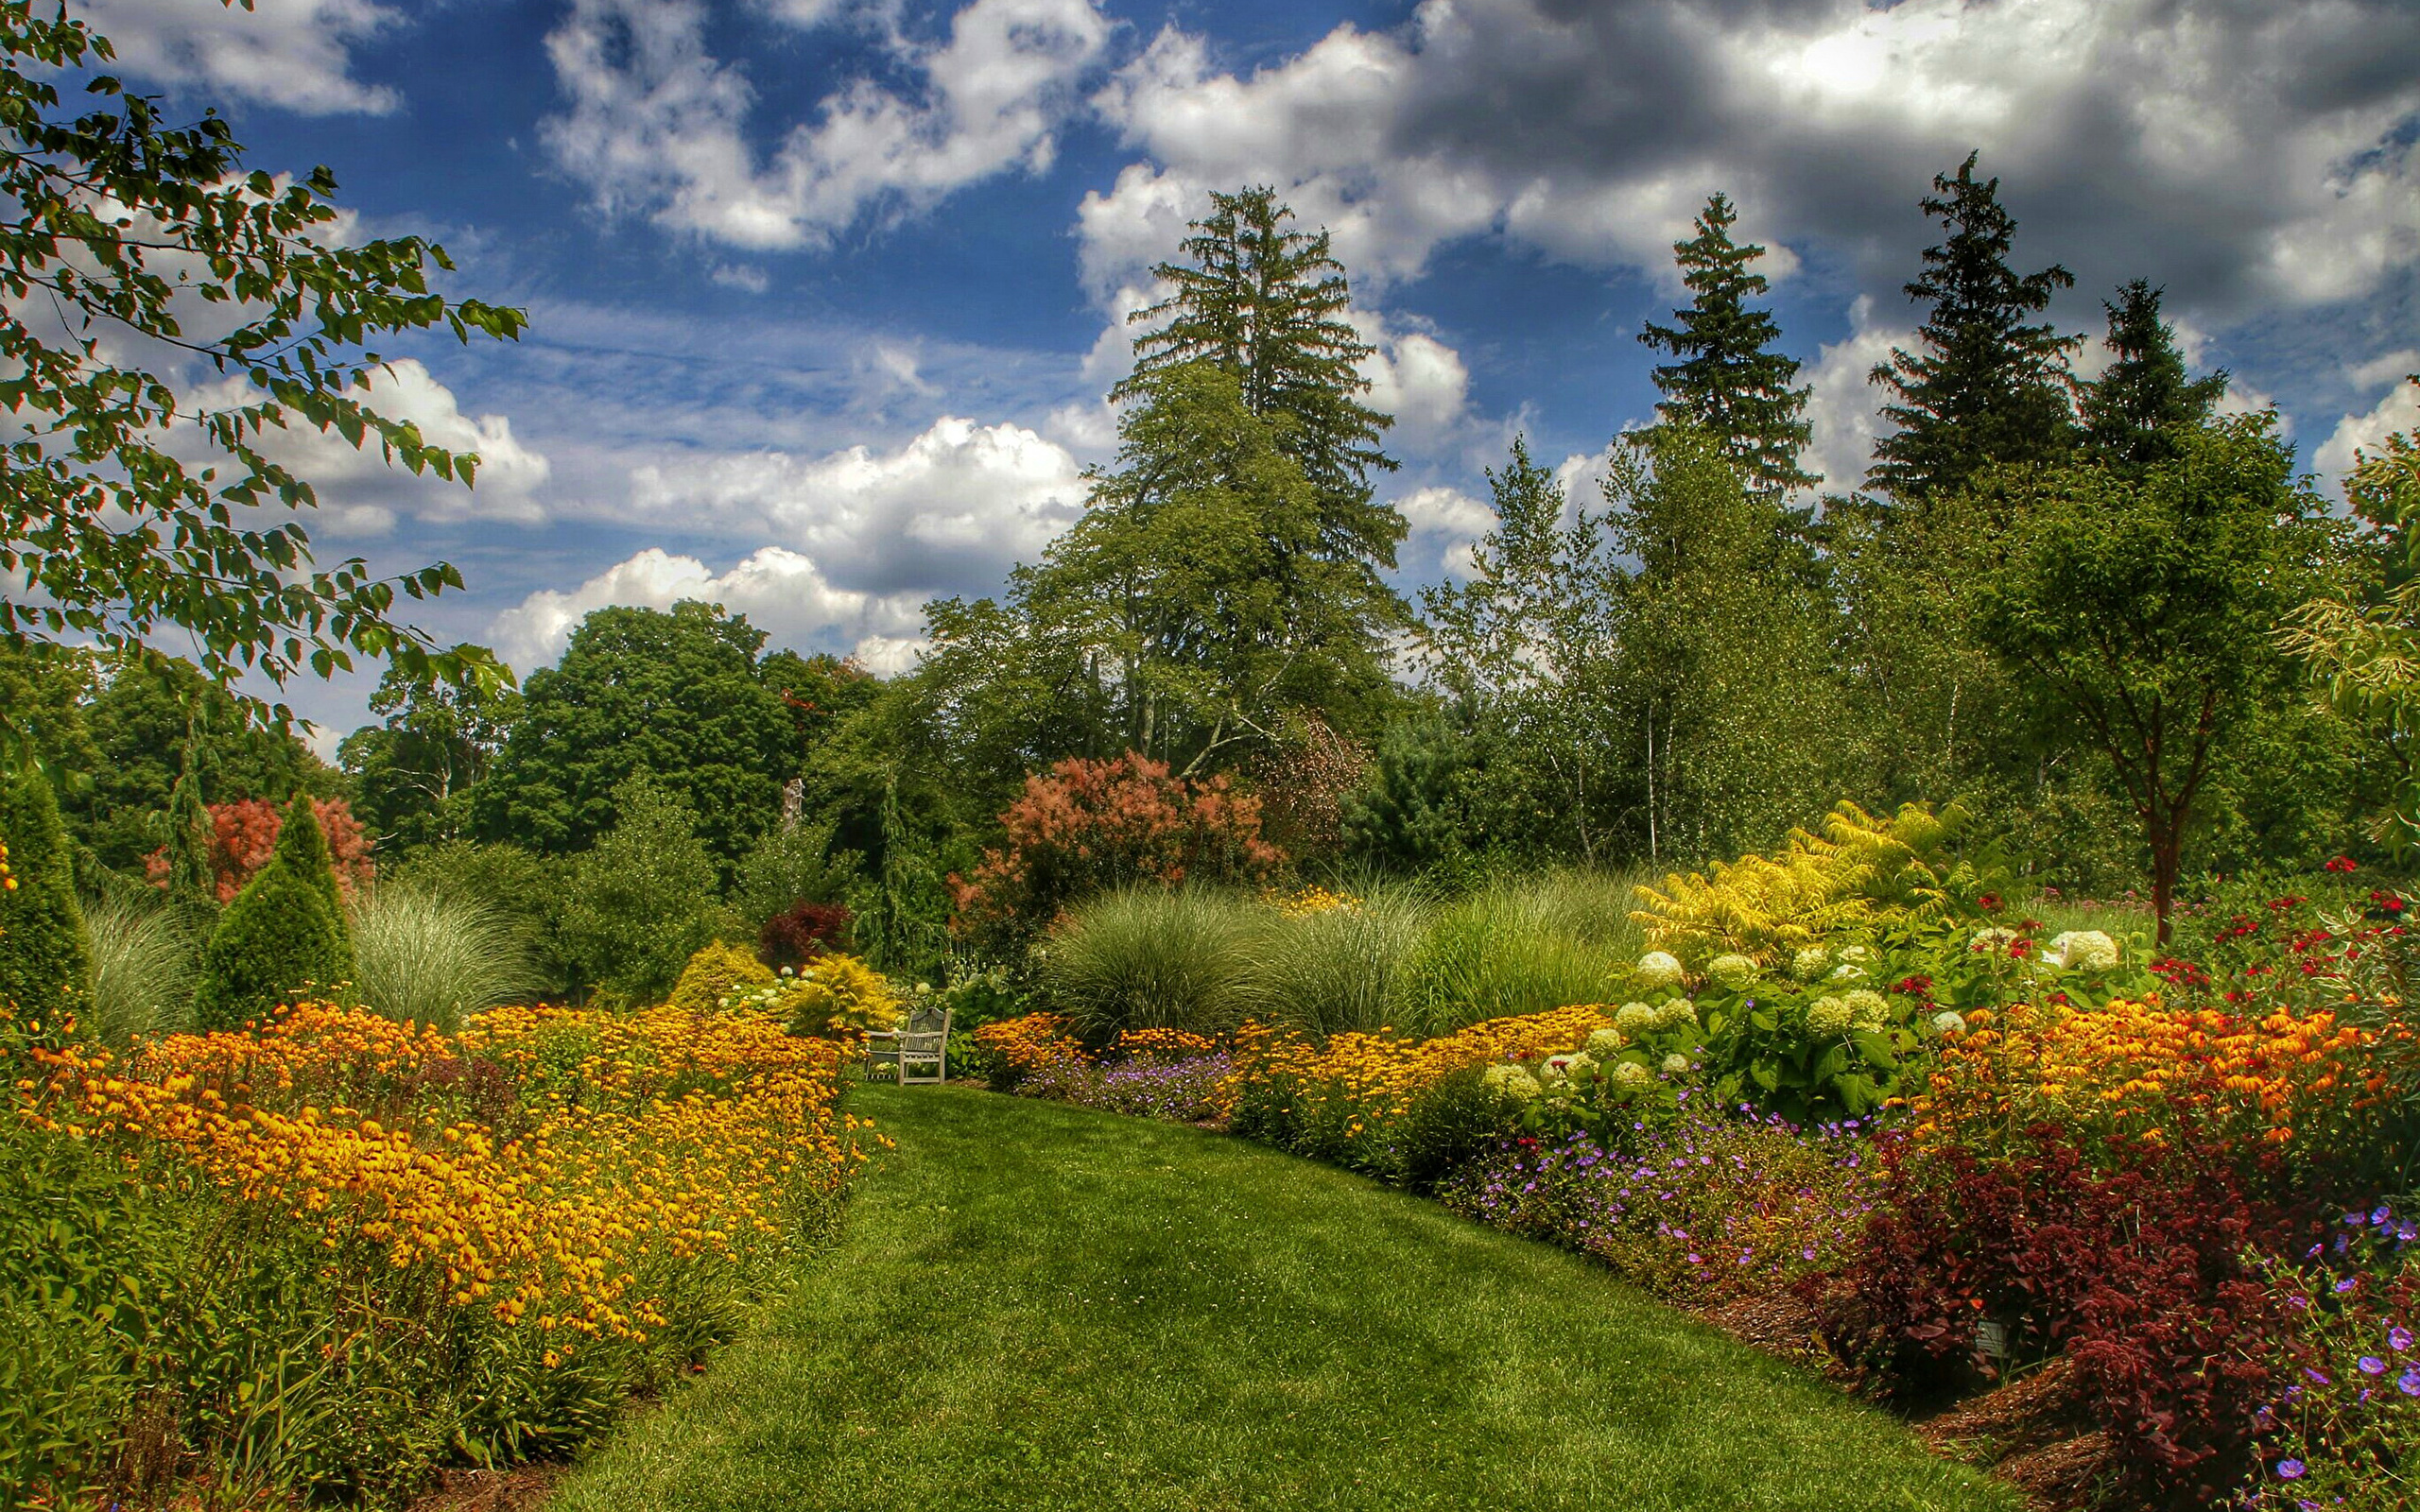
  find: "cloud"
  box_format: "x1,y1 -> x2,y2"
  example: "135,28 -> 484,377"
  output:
543,0 -> 1112,250
621,414 -> 1087,593
1394,484 -> 1494,576
185,359 -> 551,536
1081,0 -> 2420,320
488,545 -> 925,673
2316,377 -> 2420,493
1798,296 -> 1910,499
1357,316 -> 1472,456
78,0 -> 402,114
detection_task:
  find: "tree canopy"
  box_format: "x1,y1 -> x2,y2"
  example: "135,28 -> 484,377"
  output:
0,1 -> 526,747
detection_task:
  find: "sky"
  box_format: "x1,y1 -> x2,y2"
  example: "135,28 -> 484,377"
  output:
64,0 -> 2420,753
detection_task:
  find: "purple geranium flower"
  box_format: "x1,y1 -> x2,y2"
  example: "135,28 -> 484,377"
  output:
2275,1458 -> 2306,1481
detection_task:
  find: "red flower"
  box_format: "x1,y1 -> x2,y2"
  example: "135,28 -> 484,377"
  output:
1976,893 -> 2003,913
2325,855 -> 2359,873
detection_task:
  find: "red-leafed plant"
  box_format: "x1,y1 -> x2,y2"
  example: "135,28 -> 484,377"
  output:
760,901 -> 854,970
1816,1123 -> 2323,1507
147,797 -> 374,903
950,752 -> 1284,947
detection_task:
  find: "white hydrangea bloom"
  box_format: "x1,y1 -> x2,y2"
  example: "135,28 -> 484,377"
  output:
1616,1002 -> 1659,1036
2048,930 -> 2118,971
1791,947 -> 1830,981
1612,1059 -> 1651,1090
1655,997 -> 1698,1029
1933,1011 -> 1969,1035
1806,996 -> 1854,1036
1971,926 -> 2020,953
1842,988 -> 1891,1032
1585,1026 -> 1625,1057
1635,951 -> 1685,988
1827,963 -> 1869,984
1707,953 -> 1759,990
1838,945 -> 1877,967
1483,1063 -> 1542,1102
1661,1053 -> 1690,1075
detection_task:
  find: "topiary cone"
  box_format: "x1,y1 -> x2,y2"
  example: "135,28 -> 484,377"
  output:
0,765 -> 93,1022
191,792 -> 355,1032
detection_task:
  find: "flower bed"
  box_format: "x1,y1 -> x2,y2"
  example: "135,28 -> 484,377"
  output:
4,998 -> 867,1509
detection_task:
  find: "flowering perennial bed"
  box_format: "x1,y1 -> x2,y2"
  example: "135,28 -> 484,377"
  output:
4,1000 -> 868,1508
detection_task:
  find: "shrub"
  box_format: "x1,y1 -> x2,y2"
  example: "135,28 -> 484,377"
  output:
729,816 -> 860,934
759,900 -> 853,970
667,939 -> 778,1016
1042,886 -> 1253,1041
145,796 -> 374,905
951,752 -> 1284,947
350,885 -> 550,1032
79,892 -> 195,1042
0,765 -> 91,1020
191,795 -> 353,1032
1631,799 -> 1988,963
971,1011 -> 1086,1092
1818,1124 -> 2313,1507
777,952 -> 901,1040
558,777 -> 723,1006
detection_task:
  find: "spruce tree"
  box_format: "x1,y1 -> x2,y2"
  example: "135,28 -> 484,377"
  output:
0,765 -> 93,1021
2079,280 -> 2229,471
1638,193 -> 1816,496
1116,186 -> 1406,575
1868,152 -> 2081,502
191,792 -> 354,1031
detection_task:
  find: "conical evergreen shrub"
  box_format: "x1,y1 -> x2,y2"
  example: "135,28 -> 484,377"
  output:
192,793 -> 354,1032
0,766 -> 93,1021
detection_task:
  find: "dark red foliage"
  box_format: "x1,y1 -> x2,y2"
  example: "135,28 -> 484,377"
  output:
759,901 -> 853,970
1815,1125 -> 2322,1508
145,796 -> 373,902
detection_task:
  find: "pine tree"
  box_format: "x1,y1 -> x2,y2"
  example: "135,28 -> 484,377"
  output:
0,765 -> 93,1021
1868,153 -> 2081,502
1638,193 -> 1816,496
191,792 -> 354,1031
2079,280 -> 2229,471
1116,186 -> 1406,575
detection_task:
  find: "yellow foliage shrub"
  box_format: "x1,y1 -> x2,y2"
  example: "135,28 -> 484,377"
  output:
1630,799 -> 1978,961
779,952 -> 903,1040
666,938 -> 777,1014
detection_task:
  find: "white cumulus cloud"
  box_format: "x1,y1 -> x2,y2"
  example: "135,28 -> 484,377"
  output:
2317,377 -> 2420,495
488,545 -> 925,673
78,0 -> 402,114
543,0 -> 1112,249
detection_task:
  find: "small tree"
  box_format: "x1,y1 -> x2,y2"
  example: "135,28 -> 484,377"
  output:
557,775 -> 721,1005
951,753 -> 1284,948
1972,416 -> 2339,941
0,765 -> 92,1019
191,793 -> 354,1030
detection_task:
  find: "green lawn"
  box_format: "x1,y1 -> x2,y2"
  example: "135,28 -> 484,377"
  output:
549,1085 -> 2018,1512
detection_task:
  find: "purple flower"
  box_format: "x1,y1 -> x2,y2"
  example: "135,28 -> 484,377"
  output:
2274,1459 -> 2306,1481
2392,1325 -> 2413,1352
2400,1367 -> 2420,1397
2306,1367 -> 2333,1385
2360,1355 -> 2387,1376
2335,1278 -> 2359,1294
2374,1204 -> 2394,1226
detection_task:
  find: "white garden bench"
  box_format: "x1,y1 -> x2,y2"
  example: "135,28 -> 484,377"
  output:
864,1003 -> 950,1085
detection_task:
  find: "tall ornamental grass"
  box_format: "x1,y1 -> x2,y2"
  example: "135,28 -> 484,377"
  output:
350,885 -> 550,1031
79,893 -> 196,1042
1232,883 -> 1428,1038
1391,883 -> 1625,1039
1042,886 -> 1253,1041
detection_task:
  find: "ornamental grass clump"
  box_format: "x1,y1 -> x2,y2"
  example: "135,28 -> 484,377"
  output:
78,891 -> 195,1042
1044,885 -> 1253,1040
1233,880 -> 1427,1038
349,884 -> 549,1032
1392,885 -> 1623,1038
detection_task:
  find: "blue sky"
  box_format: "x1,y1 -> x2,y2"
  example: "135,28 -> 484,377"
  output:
68,0 -> 2420,750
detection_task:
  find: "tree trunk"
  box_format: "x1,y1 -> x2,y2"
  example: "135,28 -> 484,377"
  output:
2149,809 -> 2180,949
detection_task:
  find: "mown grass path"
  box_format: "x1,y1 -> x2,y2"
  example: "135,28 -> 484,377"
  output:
550,1086 -> 2017,1512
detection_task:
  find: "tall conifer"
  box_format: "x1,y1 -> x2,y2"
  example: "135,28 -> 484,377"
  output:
2079,280 -> 2229,471
1868,153 -> 2080,502
1116,186 -> 1405,575
0,765 -> 92,1020
1638,193 -> 1816,496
